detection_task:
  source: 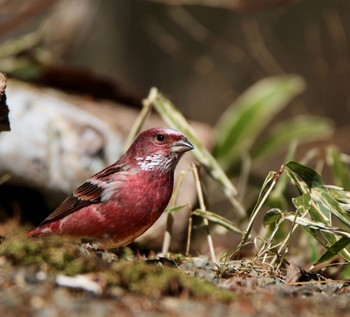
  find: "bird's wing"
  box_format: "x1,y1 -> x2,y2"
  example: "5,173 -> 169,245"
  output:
40,181 -> 104,225
39,163 -> 126,225
94,165 -> 125,179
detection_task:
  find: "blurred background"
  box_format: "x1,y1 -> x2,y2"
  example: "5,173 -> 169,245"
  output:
1,0 -> 350,256
75,0 -> 350,126
1,0 -> 350,125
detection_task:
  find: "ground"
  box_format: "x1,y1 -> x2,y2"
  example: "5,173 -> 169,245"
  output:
1,234 -> 350,317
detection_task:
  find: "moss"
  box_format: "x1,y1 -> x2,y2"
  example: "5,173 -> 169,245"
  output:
0,234 -> 235,302
108,261 -> 235,302
0,235 -> 104,275
167,252 -> 186,263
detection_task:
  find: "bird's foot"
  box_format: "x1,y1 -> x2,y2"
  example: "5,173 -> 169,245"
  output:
79,241 -> 99,255
79,240 -> 120,262
94,250 -> 119,263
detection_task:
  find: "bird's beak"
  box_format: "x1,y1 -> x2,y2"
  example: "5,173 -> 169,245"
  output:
171,138 -> 194,154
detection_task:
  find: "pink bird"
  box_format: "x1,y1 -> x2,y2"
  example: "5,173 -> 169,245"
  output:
27,127 -> 194,249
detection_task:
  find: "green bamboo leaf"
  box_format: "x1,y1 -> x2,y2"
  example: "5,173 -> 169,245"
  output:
296,187 -> 350,262
284,214 -> 350,238
323,185 -> 350,212
292,192 -> 340,245
285,161 -> 324,189
314,237 -> 350,266
165,204 -> 189,213
284,164 -> 309,195
253,116 -> 333,160
214,75 -> 305,169
284,164 -> 350,263
292,192 -> 311,213
192,209 -> 243,235
304,190 -> 338,244
311,188 -> 350,228
327,147 -> 350,190
324,185 -> 350,202
284,214 -> 350,263
263,208 -> 282,226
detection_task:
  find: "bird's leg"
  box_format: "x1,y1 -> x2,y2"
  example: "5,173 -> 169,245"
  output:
95,248 -> 119,262
79,239 -> 99,255
78,238 -> 119,262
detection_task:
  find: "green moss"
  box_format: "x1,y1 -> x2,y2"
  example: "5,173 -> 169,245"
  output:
0,235 -> 104,275
0,235 -> 235,302
108,261 -> 235,302
167,252 -> 186,263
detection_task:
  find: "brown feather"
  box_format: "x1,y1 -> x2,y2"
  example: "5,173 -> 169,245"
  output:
40,181 -> 103,225
39,163 -> 125,226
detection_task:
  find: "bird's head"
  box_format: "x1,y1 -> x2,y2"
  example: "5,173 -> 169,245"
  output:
126,127 -> 194,172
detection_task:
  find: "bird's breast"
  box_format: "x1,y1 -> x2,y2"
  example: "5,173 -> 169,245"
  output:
117,170 -> 174,215
91,170 -> 174,247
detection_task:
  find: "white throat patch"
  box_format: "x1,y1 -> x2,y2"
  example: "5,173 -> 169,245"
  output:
136,154 -> 173,172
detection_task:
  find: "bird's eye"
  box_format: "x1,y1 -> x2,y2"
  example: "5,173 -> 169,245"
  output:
156,134 -> 165,142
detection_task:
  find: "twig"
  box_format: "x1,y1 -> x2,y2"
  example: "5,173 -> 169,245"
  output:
161,213 -> 174,256
256,141 -> 298,261
237,153 -> 251,201
272,210 -> 308,268
124,89 -> 155,151
234,167 -> 282,256
192,162 -> 217,264
185,211 -> 193,256
160,170 -> 188,256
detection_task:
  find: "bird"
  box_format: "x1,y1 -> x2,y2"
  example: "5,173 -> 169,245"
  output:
27,127 -> 194,249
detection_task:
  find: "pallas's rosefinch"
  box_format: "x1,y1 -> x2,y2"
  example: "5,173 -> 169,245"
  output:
27,127 -> 194,249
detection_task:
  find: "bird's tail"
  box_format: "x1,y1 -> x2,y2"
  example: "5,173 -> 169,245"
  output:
26,224 -> 52,237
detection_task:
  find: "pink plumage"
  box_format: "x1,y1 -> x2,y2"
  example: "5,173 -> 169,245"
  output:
27,127 -> 194,249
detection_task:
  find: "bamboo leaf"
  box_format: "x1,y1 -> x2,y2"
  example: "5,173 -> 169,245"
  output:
263,208 -> 282,226
327,147 -> 350,190
311,188 -> 350,228
291,188 -> 346,250
192,209 -> 243,235
253,116 -> 333,160
285,161 -> 324,189
165,204 -> 189,213
284,214 -> 350,262
314,237 -> 350,266
214,75 -> 305,169
323,185 -> 350,212
292,193 -> 311,213
284,214 -> 350,238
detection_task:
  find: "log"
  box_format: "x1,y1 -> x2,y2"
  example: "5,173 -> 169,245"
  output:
0,73 -> 10,132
